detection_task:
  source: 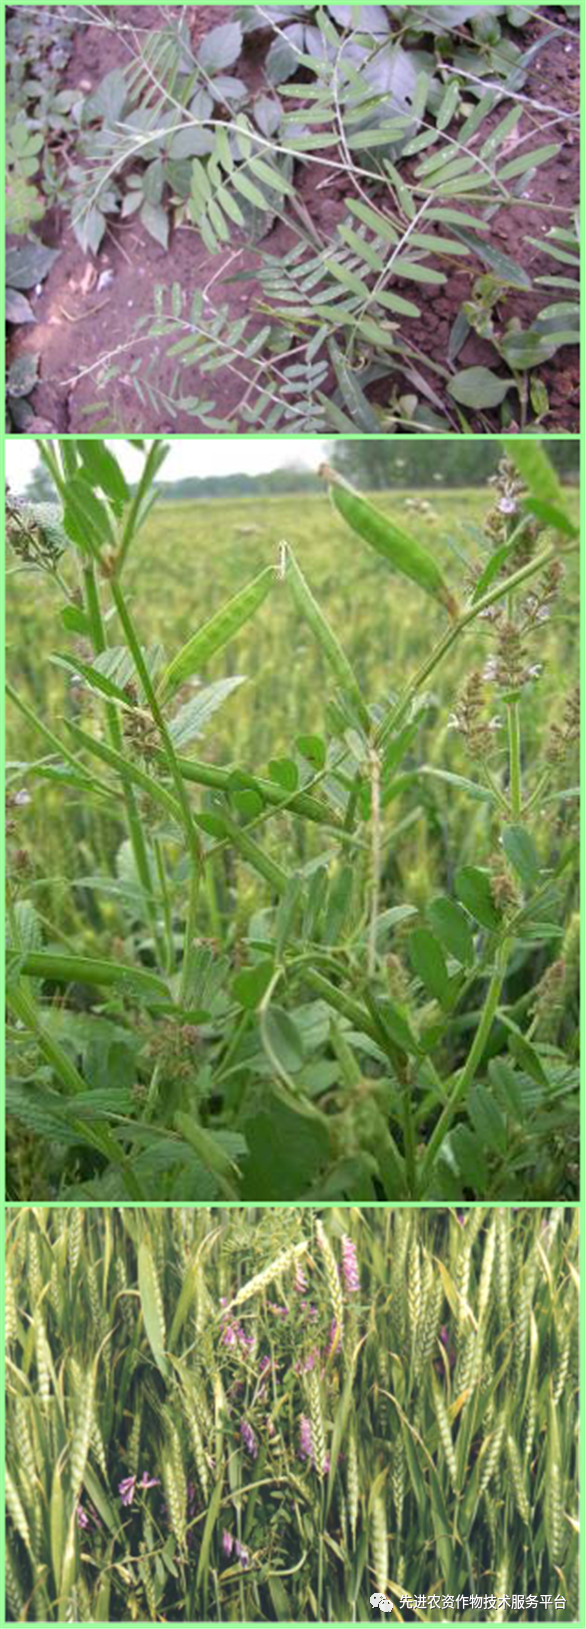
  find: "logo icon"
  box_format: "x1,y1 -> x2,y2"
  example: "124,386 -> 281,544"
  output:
370,1593 -> 393,1612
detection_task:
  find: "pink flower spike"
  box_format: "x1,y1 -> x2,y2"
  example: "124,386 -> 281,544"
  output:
341,1236 -> 360,1293
139,1473 -> 160,1490
299,1415 -> 313,1463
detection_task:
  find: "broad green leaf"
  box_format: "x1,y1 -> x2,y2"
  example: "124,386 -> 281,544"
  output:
409,927 -> 450,1008
427,896 -> 474,967
448,368 -> 513,409
504,1024 -> 549,1088
140,200 -> 170,249
232,960 -> 274,1009
488,1057 -> 524,1122
262,1005 -> 305,1074
455,867 -> 501,930
6,242 -> 60,289
197,21 -> 243,73
501,825 -> 540,889
468,1083 -> 507,1155
63,476 -> 115,555
241,1095 -> 329,1199
76,440 -> 129,504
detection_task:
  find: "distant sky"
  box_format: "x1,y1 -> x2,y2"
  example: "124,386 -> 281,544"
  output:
5,438 -> 329,493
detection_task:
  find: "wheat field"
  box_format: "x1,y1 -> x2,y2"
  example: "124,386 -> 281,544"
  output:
5,1206 -> 579,1622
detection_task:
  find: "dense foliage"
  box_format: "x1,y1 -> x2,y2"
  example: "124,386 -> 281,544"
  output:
5,438 -> 579,1203
5,1205 -> 579,1622
5,5 -> 579,432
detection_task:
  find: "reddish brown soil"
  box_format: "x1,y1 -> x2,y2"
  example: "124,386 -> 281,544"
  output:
7,4 -> 580,434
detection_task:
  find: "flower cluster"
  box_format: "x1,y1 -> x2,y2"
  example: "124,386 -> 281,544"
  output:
6,495 -> 67,570
118,1471 -> 160,1507
221,1318 -> 254,1350
483,620 -> 541,695
222,1530 -> 251,1568
546,686 -> 580,766
240,1419 -> 258,1460
448,672 -> 501,761
341,1235 -> 360,1293
484,456 -> 539,561
76,1501 -> 102,1532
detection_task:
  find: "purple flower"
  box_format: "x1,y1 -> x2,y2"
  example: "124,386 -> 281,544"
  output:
119,1476 -> 136,1507
259,1355 -> 271,1375
294,1265 -> 308,1293
222,1529 -> 234,1557
138,1472 -> 160,1491
299,1415 -> 313,1462
298,1348 -> 320,1373
222,1319 -> 254,1350
268,1302 -> 289,1318
240,1420 -> 258,1460
341,1236 -> 360,1293
326,1318 -> 341,1356
234,1539 -> 250,1569
77,1504 -> 90,1530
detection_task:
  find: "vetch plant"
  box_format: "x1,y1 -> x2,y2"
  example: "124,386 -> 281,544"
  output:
4,1205 -> 579,1623
36,4 -> 578,434
5,438 -> 579,1203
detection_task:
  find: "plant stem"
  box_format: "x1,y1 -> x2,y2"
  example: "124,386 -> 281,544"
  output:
110,579 -> 203,992
507,701 -> 522,819
82,563 -> 166,969
367,748 -> 382,978
419,936 -> 512,1191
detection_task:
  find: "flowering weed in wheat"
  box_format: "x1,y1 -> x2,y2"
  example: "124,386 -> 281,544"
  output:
4,1206 -> 578,1623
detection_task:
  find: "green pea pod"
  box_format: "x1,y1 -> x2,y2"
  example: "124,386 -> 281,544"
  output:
159,565 -> 275,700
321,464 -> 458,618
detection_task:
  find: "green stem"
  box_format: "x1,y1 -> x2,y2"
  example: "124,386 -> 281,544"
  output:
110,579 -> 203,987
82,564 -> 166,969
419,936 -> 512,1191
179,871 -> 201,1007
154,838 -> 175,975
401,1076 -> 418,1199
507,701 -> 522,819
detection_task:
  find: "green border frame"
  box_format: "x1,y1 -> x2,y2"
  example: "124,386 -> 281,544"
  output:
1,1 -> 584,1627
